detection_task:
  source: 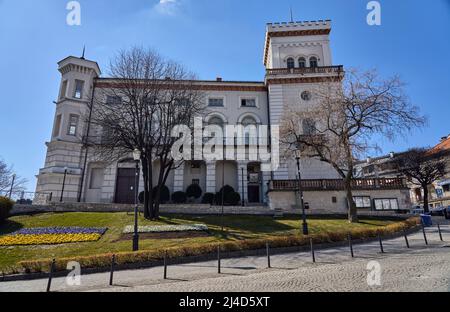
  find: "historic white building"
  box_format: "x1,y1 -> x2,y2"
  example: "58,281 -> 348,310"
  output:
35,20 -> 410,212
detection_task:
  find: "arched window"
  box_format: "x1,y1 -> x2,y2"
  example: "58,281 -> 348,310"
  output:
241,116 -> 258,145
208,116 -> 225,128
309,57 -> 318,68
298,57 -> 306,68
287,58 -> 295,69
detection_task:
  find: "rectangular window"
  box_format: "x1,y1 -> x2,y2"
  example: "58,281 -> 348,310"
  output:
374,199 -> 399,211
443,184 -> 450,192
241,98 -> 257,107
89,168 -> 104,189
74,80 -> 84,99
192,179 -> 200,185
106,95 -> 122,106
353,196 -> 371,209
52,114 -> 62,137
208,98 -> 224,107
59,80 -> 68,100
67,114 -> 79,136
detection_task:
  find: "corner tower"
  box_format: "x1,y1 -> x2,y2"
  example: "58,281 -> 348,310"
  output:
264,21 -> 344,180
35,56 -> 101,203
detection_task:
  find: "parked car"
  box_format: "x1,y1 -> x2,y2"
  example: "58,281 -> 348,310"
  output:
444,206 -> 450,220
430,206 -> 446,216
410,206 -> 425,215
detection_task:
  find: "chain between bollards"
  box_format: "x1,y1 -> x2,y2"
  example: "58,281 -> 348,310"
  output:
46,259 -> 56,293
348,233 -> 354,258
109,254 -> 116,286
378,234 -> 384,254
163,250 -> 168,280
437,223 -> 444,242
422,224 -> 428,245
217,245 -> 221,274
310,238 -> 316,263
266,242 -> 271,269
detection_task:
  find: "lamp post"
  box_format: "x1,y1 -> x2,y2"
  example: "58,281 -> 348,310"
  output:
295,151 -> 308,235
132,149 -> 141,252
8,174 -> 16,199
60,168 -> 68,202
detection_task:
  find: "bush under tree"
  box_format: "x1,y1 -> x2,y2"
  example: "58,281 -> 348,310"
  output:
186,184 -> 203,199
172,191 -> 187,204
0,196 -> 14,224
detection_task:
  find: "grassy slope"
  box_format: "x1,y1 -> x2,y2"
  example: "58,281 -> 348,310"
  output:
0,213 -> 394,273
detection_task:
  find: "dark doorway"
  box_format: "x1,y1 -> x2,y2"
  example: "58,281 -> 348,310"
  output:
115,168 -> 138,204
248,185 -> 260,203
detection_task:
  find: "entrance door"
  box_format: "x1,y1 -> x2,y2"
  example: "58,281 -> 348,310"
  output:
115,168 -> 138,204
248,185 -> 260,203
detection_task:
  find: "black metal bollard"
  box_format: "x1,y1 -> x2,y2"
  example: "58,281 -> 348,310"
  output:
404,229 -> 410,249
109,255 -> 116,286
217,245 -> 221,274
437,223 -> 444,242
378,234 -> 384,254
422,224 -> 428,245
266,242 -> 271,269
163,251 -> 168,280
348,233 -> 354,258
310,238 -> 316,263
46,259 -> 56,293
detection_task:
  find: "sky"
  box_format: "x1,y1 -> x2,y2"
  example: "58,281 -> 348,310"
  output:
0,0 -> 449,192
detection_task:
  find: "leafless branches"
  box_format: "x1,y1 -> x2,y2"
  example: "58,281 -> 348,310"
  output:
281,69 -> 426,222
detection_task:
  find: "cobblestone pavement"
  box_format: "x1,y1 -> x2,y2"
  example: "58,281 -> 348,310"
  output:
1,218 -> 450,292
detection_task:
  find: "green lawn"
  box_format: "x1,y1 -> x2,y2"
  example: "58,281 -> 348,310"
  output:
0,212 -> 396,274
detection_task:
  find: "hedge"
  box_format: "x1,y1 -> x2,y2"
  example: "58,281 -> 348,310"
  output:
0,196 -> 14,224
17,217 -> 420,274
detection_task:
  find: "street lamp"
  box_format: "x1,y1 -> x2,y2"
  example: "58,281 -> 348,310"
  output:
60,167 -> 68,202
295,150 -> 309,235
132,149 -> 141,252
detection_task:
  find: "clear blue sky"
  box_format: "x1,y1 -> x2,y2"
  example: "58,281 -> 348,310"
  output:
0,0 -> 449,191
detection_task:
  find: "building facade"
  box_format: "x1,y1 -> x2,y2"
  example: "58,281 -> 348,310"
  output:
35,20 -> 410,212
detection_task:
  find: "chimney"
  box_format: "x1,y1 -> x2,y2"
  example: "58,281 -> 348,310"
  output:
216,77 -> 223,82
389,152 -> 395,159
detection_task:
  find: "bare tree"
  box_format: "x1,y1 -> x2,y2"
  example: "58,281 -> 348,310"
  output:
393,148 -> 447,213
0,158 -> 27,196
281,69 -> 426,223
87,47 -> 205,219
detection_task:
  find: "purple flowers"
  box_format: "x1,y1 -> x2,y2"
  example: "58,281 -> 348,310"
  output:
11,227 -> 108,236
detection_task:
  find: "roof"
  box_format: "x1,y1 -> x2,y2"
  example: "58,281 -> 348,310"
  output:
430,135 -> 450,154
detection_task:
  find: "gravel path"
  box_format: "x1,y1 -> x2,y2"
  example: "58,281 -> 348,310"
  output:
1,218 -> 449,292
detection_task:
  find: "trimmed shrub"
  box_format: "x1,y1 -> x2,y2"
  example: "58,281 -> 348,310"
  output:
201,193 -> 215,205
172,191 -> 187,204
226,192 -> 241,206
215,185 -> 235,205
186,184 -> 203,199
138,186 -> 170,204
0,196 -> 14,224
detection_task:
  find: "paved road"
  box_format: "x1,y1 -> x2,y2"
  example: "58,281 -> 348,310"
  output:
1,219 -> 450,292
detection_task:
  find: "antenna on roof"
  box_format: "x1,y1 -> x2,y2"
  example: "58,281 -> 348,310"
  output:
81,45 -> 86,60
290,6 -> 294,23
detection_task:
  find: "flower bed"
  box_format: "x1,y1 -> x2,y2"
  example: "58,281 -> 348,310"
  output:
0,227 -> 107,246
123,224 -> 208,234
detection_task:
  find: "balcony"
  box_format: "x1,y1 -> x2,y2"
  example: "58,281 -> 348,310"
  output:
269,178 -> 408,192
266,65 -> 344,76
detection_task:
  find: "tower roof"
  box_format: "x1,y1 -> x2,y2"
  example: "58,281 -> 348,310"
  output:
263,20 -> 332,67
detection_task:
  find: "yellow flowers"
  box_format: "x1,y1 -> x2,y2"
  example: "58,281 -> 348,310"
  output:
0,233 -> 102,246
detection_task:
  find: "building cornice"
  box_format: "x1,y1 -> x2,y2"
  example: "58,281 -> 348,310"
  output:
265,76 -> 342,85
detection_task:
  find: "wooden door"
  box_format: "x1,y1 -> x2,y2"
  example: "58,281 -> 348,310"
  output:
115,168 -> 138,204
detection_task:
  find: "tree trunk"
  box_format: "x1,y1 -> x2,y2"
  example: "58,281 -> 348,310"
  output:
345,177 -> 359,223
422,184 -> 430,214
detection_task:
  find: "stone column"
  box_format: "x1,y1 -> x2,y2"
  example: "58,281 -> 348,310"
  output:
173,163 -> 185,192
206,161 -> 216,193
